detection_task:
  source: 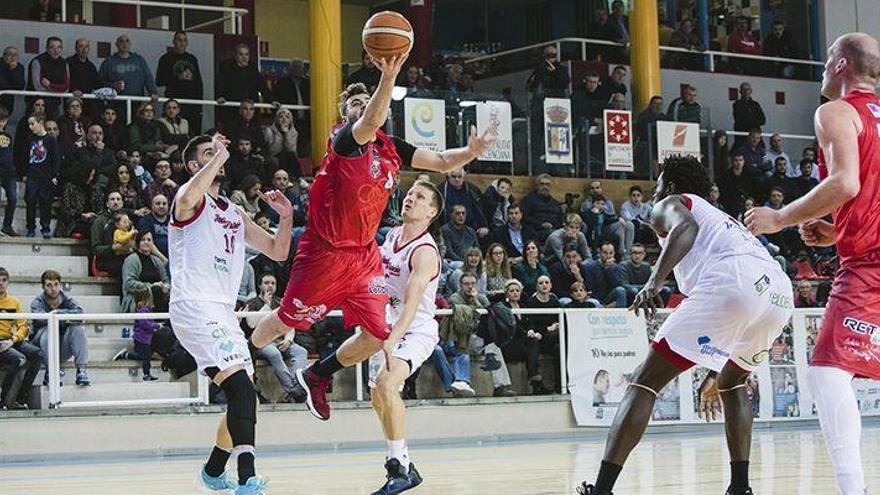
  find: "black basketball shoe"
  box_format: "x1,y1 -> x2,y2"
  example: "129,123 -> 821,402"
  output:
371,458 -> 423,495
576,482 -> 612,495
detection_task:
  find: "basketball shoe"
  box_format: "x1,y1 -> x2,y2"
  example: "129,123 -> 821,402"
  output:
195,465 -> 237,492
296,368 -> 331,420
371,458 -> 423,495
234,476 -> 269,495
725,487 -> 754,495
576,483 -> 612,495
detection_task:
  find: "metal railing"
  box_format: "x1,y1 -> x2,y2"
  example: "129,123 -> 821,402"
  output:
61,0 -> 250,35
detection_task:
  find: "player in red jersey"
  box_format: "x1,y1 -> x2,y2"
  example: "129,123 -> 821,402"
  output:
250,54 -> 495,421
746,33 -> 880,494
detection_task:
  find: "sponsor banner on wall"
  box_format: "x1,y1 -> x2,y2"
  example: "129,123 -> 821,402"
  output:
476,101 -> 513,162
404,98 -> 446,152
543,98 -> 573,165
656,121 -> 701,163
603,110 -> 634,172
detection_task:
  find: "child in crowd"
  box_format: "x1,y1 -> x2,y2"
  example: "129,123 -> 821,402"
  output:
113,212 -> 137,247
113,288 -> 159,381
564,281 -> 601,308
128,149 -> 153,190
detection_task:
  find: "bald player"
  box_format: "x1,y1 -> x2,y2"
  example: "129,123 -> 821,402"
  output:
746,32 -> 880,494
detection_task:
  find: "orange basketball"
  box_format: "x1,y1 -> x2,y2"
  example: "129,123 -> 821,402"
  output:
362,11 -> 414,61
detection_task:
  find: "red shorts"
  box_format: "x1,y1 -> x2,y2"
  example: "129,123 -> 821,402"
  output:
811,253 -> 880,380
279,232 -> 391,340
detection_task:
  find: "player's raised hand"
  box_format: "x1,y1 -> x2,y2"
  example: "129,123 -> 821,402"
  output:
744,206 -> 784,235
629,285 -> 663,321
257,190 -> 293,218
799,219 -> 836,247
466,124 -> 497,159
373,53 -> 409,78
697,374 -> 722,422
211,132 -> 231,162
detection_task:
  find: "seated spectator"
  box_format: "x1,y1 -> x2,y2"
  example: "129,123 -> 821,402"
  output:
28,0 -> 61,21
76,124 -> 116,187
564,281 -> 601,308
447,247 -> 487,296
239,273 -> 308,403
727,16 -> 762,73
789,159 -> 819,201
544,213 -> 590,265
428,335 -> 475,397
491,204 -> 536,264
509,239 -> 545,292
666,85 -> 701,123
345,51 -> 381,93
549,248 -> 589,301
0,46 -> 25,116
707,183 -> 724,211
121,231 -> 169,313
620,244 -> 670,305
397,64 -> 432,94
440,169 -> 488,238
764,157 -> 796,202
581,180 -> 631,256
91,191 -> 132,277
99,106 -> 126,152
31,270 -> 89,386
145,159 -> 179,204
582,242 -> 627,307
620,185 -> 655,244
137,194 -> 170,257
718,151 -> 761,217
479,177 -> 513,230
230,174 -> 263,219
112,287 -> 160,381
665,19 -> 706,70
57,97 -> 91,153
735,128 -> 768,176
157,99 -> 191,152
237,262 -> 256,307
524,275 -> 561,393
128,102 -> 170,162
127,150 -> 154,191
484,243 -> 512,301
262,108 -> 299,177
441,204 -> 480,264
57,164 -> 99,238
273,58 -> 310,154
763,20 -> 798,78
763,187 -> 802,257
0,108 -> 15,237
495,279 -> 543,395
582,196 -> 623,257
225,99 -> 265,156
261,169 -> 306,227
113,212 -> 136,247
800,146 -> 820,179
520,174 -> 562,241
0,267 -> 41,409
228,136 -> 268,187
794,281 -> 819,308
764,133 -> 791,176
109,163 -> 149,217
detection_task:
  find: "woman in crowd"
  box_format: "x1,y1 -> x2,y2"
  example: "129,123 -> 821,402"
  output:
479,177 -> 513,229
109,162 -> 149,217
525,275 -> 561,393
497,279 -> 547,395
99,106 -> 126,152
447,246 -> 488,296
262,108 -> 299,176
512,240 -> 550,297
128,102 -> 169,161
121,230 -> 170,313
57,97 -> 90,152
56,164 -> 99,238
230,174 -> 263,219
485,242 -> 512,302
712,130 -> 729,170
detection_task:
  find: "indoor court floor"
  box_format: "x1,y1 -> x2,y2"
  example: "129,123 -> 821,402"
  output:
3,425 -> 877,494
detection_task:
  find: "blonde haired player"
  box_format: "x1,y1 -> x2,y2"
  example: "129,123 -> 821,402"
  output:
368,180 -> 443,494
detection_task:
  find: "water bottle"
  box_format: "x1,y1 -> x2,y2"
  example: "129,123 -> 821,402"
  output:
122,327 -> 130,339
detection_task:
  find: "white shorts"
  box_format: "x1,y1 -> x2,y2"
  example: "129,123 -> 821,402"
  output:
654,256 -> 793,372
368,330 -> 438,388
169,300 -> 254,376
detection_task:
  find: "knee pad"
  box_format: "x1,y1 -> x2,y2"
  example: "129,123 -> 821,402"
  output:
221,370 -> 257,446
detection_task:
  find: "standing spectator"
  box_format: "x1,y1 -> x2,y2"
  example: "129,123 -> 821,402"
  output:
227,136 -> 268,187
732,82 -> 766,148
157,99 -> 190,152
665,19 -> 706,70
634,95 -> 666,168
67,38 -> 102,118
155,31 -> 204,133
479,177 -> 513,230
98,35 -> 158,120
137,194 -> 170,257
440,203 -> 481,264
544,213 -> 590,265
548,248 -> 589,301
446,247 -> 488,297
144,159 -> 179,204
56,163 -> 98,238
491,204 -> 537,263
112,287 -> 160,381
262,108 -> 298,176
90,191 -> 132,277
666,84 -> 701,123
526,45 -> 570,169
128,102 -> 169,161
13,98 -> 47,178
121,230 -> 170,313
0,46 -> 26,115
215,44 -> 270,125
440,169 -> 487,237
0,267 -> 41,409
620,244 -> 670,305
763,133 -> 791,176
727,16 -> 762,73
345,51 -> 381,93
31,270 -> 90,386
484,243 -> 513,301
735,128 -> 768,176
26,37 -> 69,118
620,185 -> 655,244
57,97 -> 91,153
520,174 -> 562,241
513,240 -> 550,296
582,241 -> 627,308
274,59 -> 310,156
571,71 -> 608,136
27,0 -> 61,21
608,1 -> 630,47
24,112 -> 60,238
763,20 -> 798,78
605,66 -> 628,98
589,8 -> 621,62
717,150 -> 761,217
0,108 -> 15,236
225,99 -> 265,157
98,106 -> 125,153
581,181 -> 631,256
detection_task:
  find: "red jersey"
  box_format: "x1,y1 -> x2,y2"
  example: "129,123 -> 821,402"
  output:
818,90 -> 880,264
308,125 -> 401,248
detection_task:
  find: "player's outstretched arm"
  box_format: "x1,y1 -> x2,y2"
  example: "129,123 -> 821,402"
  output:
411,125 -> 496,173
240,190 -> 293,261
382,246 -> 439,367
745,101 -> 861,235
175,133 -> 230,220
351,54 -> 408,145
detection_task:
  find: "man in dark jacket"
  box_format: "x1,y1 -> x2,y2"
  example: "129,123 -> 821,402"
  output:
732,82 -> 766,148
440,169 -> 488,237
666,85 -> 701,124
717,150 -> 762,217
26,37 -> 69,118
345,51 -> 381,93
581,242 -> 627,307
156,31 -> 204,133
0,46 -> 26,115
491,204 -> 537,263
274,58 -> 310,156
215,43 -> 270,125
90,191 -> 132,278
550,248 -> 589,300
520,173 -> 562,241
763,20 -> 798,78
75,124 -> 116,185
67,38 -> 102,118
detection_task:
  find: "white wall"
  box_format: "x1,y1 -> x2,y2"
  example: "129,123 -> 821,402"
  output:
820,0 -> 880,51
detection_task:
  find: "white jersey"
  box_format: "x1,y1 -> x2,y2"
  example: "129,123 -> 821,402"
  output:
658,193 -> 777,296
380,227 -> 440,336
169,194 -> 246,307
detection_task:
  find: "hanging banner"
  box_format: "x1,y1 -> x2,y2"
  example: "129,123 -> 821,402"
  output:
543,97 -> 573,165
476,101 -> 513,162
603,109 -> 634,172
404,98 -> 446,152
656,121 -> 701,163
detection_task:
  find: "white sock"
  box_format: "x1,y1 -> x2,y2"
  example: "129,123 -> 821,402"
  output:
807,366 -> 866,495
387,439 -> 409,470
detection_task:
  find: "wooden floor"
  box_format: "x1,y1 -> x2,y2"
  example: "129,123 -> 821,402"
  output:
2,426 -> 877,494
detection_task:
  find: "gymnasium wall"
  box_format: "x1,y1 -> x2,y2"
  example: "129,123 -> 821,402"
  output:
820,0 -> 880,50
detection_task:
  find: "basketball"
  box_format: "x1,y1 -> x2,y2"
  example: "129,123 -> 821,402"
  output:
362,11 -> 413,61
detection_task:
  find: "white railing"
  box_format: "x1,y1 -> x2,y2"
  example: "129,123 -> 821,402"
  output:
0,306 -> 569,410
0,89 -> 309,125
61,0 -> 250,35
